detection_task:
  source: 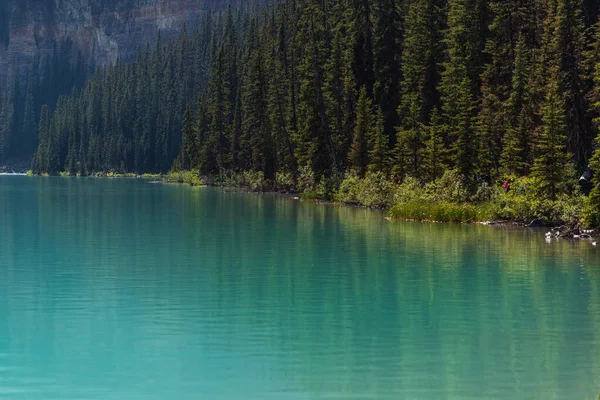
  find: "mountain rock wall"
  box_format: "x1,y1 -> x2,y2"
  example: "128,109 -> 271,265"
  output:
0,0 -> 230,83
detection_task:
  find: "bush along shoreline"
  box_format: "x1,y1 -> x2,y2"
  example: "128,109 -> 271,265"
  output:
154,168 -> 597,236
29,166 -> 600,240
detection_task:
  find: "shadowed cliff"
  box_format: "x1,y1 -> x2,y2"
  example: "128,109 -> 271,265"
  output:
0,0 -> 235,83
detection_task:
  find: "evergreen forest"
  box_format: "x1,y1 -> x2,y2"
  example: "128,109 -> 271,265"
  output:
10,0 -> 600,226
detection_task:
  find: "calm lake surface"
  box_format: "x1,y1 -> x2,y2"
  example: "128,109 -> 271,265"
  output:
0,176 -> 599,399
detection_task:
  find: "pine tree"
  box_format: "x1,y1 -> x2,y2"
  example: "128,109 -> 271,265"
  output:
242,19 -> 273,179
395,95 -> 426,178
268,18 -> 296,174
541,0 -> 590,167
440,0 -> 488,182
451,77 -> 478,181
32,105 -> 52,174
440,0 -> 489,107
500,124 -> 524,176
294,2 -> 335,177
423,107 -> 446,181
196,98 -> 212,175
583,21 -> 600,226
398,0 -> 444,134
207,44 -> 231,173
584,134 -> 600,226
372,0 -> 401,139
22,73 -> 37,155
180,105 -> 197,170
231,85 -> 244,171
477,83 -> 505,180
344,0 -> 375,96
532,71 -> 571,200
501,34 -> 534,175
349,86 -> 372,177
368,105 -> 389,174
325,30 -> 346,165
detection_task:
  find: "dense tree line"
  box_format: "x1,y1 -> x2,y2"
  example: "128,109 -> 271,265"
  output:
29,0 -> 600,222
0,40 -> 90,161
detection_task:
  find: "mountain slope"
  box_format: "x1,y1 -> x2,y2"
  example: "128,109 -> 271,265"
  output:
0,0 -> 232,83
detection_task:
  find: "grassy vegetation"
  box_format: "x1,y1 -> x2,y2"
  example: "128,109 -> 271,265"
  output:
158,168 -> 588,225
335,171 -> 585,225
90,171 -> 138,178
164,170 -> 205,186
29,166 -> 589,226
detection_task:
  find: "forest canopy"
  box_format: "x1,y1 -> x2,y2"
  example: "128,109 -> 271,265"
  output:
12,0 -> 600,225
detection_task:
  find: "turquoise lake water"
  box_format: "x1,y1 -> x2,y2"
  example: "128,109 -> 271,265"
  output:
0,176 -> 599,399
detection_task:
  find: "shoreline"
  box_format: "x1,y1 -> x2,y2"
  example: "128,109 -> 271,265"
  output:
19,172 -> 600,241
159,176 -> 600,239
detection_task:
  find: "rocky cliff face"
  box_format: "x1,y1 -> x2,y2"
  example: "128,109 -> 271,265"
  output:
0,0 -> 230,83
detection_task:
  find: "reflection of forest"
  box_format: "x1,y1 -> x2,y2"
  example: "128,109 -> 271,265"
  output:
1,178 -> 599,398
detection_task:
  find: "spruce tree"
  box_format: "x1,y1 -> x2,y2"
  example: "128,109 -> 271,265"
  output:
349,86 -> 372,177
423,107 -> 446,181
368,105 -> 389,174
440,0 -> 488,182
532,71 -> 571,200
22,73 -> 37,155
242,19 -> 273,179
33,105 -> 52,174
294,2 -> 335,177
344,0 -> 375,96
395,95 -> 426,178
325,30 -> 346,166
501,34 -> 534,175
180,105 -> 197,170
268,20 -> 296,174
372,0 -> 401,139
207,45 -> 231,173
541,0 -> 590,167
583,21 -> 600,226
584,134 -> 600,226
451,77 -> 478,182
398,0 -> 444,133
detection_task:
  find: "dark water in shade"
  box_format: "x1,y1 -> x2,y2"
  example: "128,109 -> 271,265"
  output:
0,176 -> 599,399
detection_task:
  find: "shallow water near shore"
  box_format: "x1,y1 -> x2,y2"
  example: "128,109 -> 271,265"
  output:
0,176 -> 599,399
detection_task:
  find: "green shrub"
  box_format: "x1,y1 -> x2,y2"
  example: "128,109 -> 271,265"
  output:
584,186 -> 600,228
335,171 -> 393,208
165,170 -> 204,186
242,171 -> 268,192
335,173 -> 362,204
301,190 -> 320,200
550,193 -> 584,227
275,171 -> 295,192
315,172 -> 342,201
493,176 -> 584,225
392,176 -> 429,203
297,165 -> 316,193
430,170 -> 470,203
211,170 -> 245,187
471,181 -> 501,203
